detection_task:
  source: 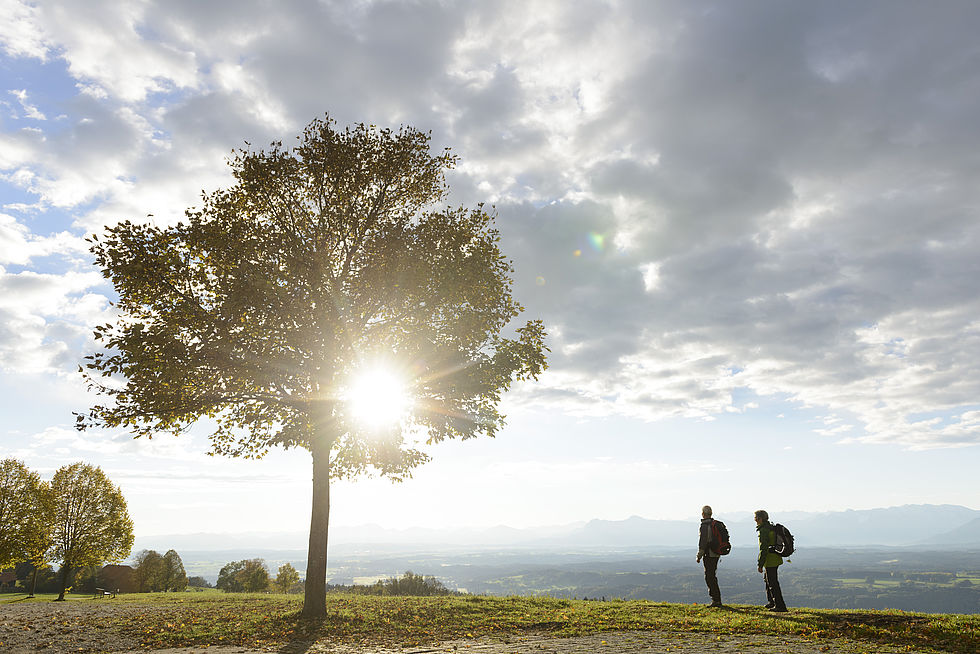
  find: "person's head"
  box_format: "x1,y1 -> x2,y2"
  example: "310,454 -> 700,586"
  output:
754,509 -> 769,524
701,505 -> 712,518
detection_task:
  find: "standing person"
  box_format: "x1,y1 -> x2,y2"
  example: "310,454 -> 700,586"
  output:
755,509 -> 788,612
696,505 -> 723,607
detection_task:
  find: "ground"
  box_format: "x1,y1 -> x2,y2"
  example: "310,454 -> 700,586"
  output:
0,599 -> 935,654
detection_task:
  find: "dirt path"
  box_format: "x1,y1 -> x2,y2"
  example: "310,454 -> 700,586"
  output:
0,600 -> 930,654
107,631 -> 930,654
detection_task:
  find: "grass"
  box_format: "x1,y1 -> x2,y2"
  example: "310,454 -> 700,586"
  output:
3,591 -> 978,652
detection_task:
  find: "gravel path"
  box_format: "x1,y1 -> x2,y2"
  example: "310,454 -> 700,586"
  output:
0,600 -> 931,654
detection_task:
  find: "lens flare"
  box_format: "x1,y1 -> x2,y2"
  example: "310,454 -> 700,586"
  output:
346,367 -> 412,430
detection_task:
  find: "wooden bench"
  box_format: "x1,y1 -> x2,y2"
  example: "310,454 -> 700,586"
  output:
93,587 -> 114,599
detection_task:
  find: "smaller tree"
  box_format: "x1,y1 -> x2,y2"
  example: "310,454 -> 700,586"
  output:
161,549 -> 188,592
241,559 -> 271,593
274,563 -> 301,594
50,463 -> 134,600
216,560 -> 245,592
133,549 -> 164,592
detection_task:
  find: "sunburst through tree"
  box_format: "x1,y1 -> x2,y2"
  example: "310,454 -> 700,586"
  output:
76,115 -> 548,617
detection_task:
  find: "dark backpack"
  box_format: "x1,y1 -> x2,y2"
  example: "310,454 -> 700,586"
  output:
710,519 -> 731,555
768,523 -> 794,557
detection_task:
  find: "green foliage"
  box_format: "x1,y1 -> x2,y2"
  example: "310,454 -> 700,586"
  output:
274,563 -> 301,594
133,549 -> 164,592
187,575 -> 212,588
134,548 -> 186,592
332,570 -> 454,596
0,459 -> 54,571
162,549 -> 188,592
49,462 -> 134,599
77,115 -> 548,466
72,565 -> 100,593
218,559 -> 270,593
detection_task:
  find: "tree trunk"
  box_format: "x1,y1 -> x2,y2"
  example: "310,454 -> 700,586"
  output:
29,566 -> 38,598
55,564 -> 71,601
302,431 -> 331,618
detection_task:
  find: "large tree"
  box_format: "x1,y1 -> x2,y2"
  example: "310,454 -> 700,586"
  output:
77,116 -> 548,617
49,463 -> 134,600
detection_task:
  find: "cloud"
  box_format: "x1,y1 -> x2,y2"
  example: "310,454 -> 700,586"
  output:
1,0 -> 980,451
0,265 -> 107,374
0,212 -> 86,264
0,0 -> 50,59
9,89 -> 46,120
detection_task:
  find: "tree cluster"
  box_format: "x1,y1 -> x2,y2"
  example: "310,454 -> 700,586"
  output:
216,558 -> 271,593
0,459 -> 134,599
132,548 -> 188,592
187,575 -> 212,588
328,571 -> 454,597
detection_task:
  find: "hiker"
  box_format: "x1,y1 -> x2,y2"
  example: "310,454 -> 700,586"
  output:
696,505 -> 723,607
755,509 -> 788,612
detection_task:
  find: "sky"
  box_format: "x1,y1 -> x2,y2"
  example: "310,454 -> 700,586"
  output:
1,0 -> 979,542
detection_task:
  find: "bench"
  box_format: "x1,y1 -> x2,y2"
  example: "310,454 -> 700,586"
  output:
93,587 -> 114,599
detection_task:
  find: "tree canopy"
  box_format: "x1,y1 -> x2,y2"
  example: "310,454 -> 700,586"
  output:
78,115 -> 548,616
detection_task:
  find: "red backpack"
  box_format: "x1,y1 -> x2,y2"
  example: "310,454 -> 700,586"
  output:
710,519 -> 732,555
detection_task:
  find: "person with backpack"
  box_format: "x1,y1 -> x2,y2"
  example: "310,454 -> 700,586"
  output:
696,505 -> 725,607
755,509 -> 788,612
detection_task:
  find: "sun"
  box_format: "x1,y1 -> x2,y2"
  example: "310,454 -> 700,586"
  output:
345,367 -> 413,430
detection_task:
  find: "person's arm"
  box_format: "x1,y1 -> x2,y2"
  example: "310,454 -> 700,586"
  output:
697,521 -> 710,561
757,525 -> 768,572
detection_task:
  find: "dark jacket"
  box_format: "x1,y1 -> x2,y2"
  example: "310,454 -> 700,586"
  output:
698,518 -> 720,558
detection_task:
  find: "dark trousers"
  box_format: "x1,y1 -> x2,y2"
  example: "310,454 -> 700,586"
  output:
702,556 -> 721,603
764,566 -> 787,609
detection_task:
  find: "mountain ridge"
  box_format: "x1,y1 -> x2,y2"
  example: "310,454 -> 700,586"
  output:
133,503 -> 979,552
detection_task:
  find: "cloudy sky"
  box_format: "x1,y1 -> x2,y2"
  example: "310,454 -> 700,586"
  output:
2,0 -> 979,541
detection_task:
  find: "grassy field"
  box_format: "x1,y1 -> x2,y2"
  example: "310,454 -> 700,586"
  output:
2,591 -> 978,652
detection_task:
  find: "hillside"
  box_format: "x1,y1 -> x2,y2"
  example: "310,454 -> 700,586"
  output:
0,592 -> 976,653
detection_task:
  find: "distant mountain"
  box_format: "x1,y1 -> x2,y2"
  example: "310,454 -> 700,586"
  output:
920,516 -> 980,546
537,505 -> 980,549
134,531 -> 307,552
560,515 -> 694,547
770,504 -> 980,547
134,504 -> 979,553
